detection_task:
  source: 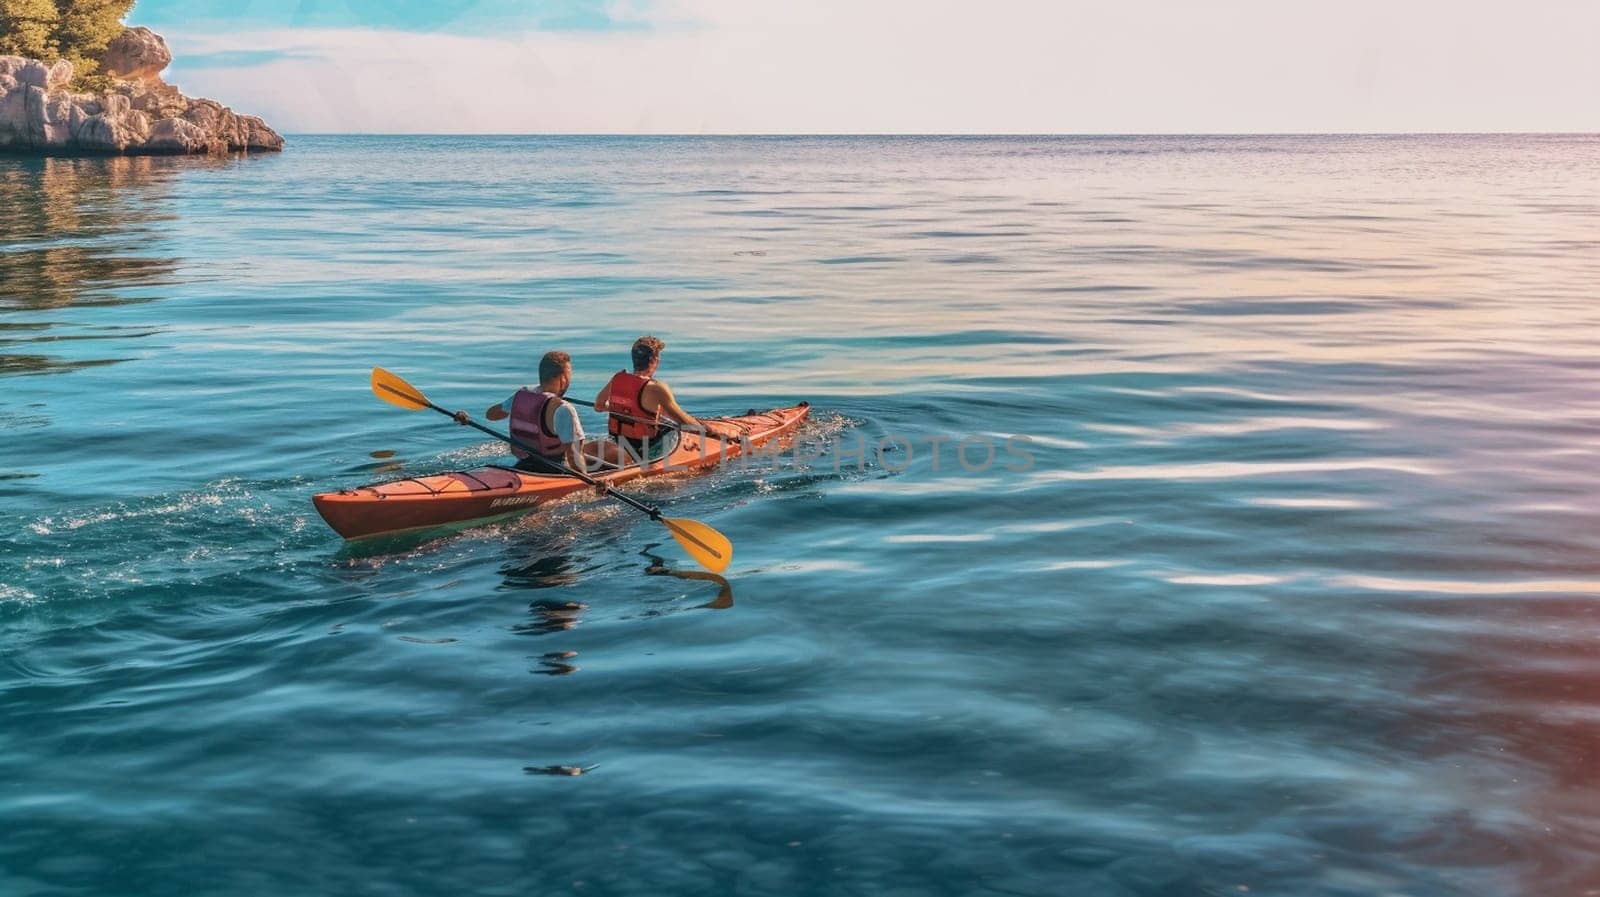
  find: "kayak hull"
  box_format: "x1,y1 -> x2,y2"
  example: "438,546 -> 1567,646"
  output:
313,403 -> 809,540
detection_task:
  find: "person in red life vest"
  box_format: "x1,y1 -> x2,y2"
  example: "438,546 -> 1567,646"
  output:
593,335 -> 733,466
453,351 -> 588,474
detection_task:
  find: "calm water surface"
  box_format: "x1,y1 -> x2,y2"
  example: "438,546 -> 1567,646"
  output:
4,135 -> 1600,896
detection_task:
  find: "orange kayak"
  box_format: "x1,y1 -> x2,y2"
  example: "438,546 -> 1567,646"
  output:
313,403 -> 809,540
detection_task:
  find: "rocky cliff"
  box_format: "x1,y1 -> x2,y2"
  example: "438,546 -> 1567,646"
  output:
0,27 -> 282,156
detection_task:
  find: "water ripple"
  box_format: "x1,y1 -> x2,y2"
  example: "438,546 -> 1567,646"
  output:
4,134 -> 1600,897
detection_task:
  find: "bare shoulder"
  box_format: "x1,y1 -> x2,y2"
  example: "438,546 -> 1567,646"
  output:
642,378 -> 673,406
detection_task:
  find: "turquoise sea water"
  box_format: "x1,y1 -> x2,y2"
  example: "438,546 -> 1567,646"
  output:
4,135 -> 1600,896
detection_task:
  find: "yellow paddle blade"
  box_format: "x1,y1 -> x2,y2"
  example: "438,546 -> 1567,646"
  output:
661,517 -> 733,574
371,367 -> 431,411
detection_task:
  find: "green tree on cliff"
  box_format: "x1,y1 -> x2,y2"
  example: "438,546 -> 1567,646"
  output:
0,0 -> 134,83
53,0 -> 135,79
0,0 -> 60,60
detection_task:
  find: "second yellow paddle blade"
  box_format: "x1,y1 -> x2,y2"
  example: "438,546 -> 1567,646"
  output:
371,367 -> 431,411
662,517 -> 733,574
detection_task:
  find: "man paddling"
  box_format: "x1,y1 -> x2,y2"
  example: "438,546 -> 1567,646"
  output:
454,351 -> 587,474
594,336 -> 731,465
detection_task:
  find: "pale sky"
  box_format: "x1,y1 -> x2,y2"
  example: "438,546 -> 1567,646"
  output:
133,0 -> 1600,134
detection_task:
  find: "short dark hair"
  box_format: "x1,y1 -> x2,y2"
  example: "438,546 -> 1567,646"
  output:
539,351 -> 571,383
631,336 -> 664,371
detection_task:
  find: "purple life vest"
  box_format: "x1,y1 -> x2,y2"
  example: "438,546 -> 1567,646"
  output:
508,389 -> 567,461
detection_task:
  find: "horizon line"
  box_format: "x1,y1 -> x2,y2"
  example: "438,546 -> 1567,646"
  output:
277,131 -> 1600,138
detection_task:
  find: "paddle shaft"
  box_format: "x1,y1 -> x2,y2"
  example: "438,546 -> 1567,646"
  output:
418,400 -> 662,520
600,409 -> 747,439
370,367 -> 729,567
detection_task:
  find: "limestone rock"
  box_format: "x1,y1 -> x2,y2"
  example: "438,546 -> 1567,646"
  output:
0,30 -> 282,156
126,79 -> 186,118
0,72 -> 22,118
47,59 -> 73,88
238,115 -> 283,151
24,85 -> 71,149
41,89 -> 73,147
181,97 -> 229,134
18,59 -> 51,88
73,108 -> 149,153
145,117 -> 213,153
100,27 -> 172,82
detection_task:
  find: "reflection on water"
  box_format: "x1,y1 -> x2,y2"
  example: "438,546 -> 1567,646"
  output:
1406,593 -> 1600,895
535,650 -> 580,676
513,598 -> 587,636
500,551 -> 598,592
4,135 -> 1600,897
0,156 -> 190,378
0,156 -> 184,309
643,545 -> 735,609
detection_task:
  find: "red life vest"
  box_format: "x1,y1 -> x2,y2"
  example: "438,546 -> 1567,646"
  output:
508,389 -> 567,461
605,370 -> 663,440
